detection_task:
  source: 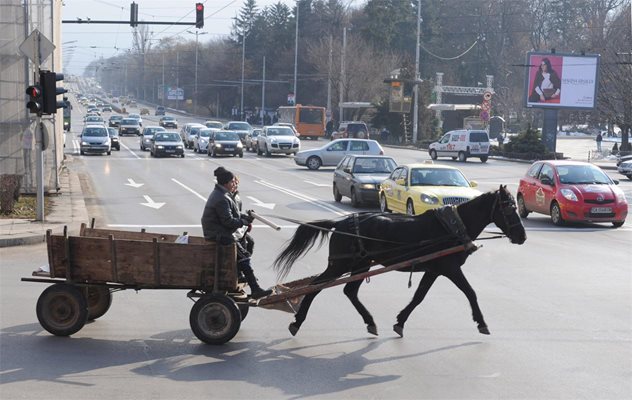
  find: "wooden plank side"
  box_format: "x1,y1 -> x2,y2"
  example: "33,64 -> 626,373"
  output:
217,244 -> 238,289
159,243 -> 216,287
49,235 -> 67,278
114,240 -> 155,284
81,227 -> 205,244
68,237 -> 113,282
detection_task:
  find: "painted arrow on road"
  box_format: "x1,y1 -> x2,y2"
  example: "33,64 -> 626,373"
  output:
246,196 -> 275,210
125,178 -> 144,188
140,195 -> 165,209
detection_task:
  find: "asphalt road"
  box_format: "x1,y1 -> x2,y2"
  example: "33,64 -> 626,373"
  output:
1,101 -> 630,399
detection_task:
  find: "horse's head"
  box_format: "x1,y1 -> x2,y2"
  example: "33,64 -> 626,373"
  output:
491,185 -> 526,244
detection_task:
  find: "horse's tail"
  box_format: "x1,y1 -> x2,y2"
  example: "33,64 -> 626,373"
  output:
273,220 -> 335,280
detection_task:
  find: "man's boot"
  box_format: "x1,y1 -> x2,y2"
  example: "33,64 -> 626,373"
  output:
242,268 -> 272,299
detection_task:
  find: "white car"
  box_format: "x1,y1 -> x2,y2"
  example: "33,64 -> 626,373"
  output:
618,160 -> 632,180
256,126 -> 300,157
428,129 -> 490,162
295,139 -> 384,170
193,128 -> 219,153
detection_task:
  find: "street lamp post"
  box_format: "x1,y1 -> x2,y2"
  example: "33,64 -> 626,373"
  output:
240,34 -> 246,121
188,30 -> 208,116
412,0 -> 422,143
339,26 -> 347,123
293,1 -> 299,102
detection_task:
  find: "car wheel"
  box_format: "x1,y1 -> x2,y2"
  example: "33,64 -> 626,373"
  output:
80,150 -> 84,155
107,151 -> 111,155
451,157 -> 457,160
265,145 -> 271,157
458,151 -> 467,162
480,156 -> 488,163
239,152 -> 244,158
406,200 -> 415,216
193,146 -> 198,153
517,194 -> 530,218
212,149 -> 217,158
429,149 -> 437,160
181,153 -> 185,158
306,156 -> 322,170
379,193 -> 390,213
612,221 -> 624,228
350,189 -> 360,207
550,202 -> 564,226
333,185 -> 342,202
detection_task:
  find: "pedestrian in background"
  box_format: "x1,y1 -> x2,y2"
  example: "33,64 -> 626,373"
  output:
596,132 -> 603,152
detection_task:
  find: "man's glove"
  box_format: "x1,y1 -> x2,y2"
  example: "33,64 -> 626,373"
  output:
241,214 -> 254,225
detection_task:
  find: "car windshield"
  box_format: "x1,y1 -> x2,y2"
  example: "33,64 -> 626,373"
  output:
121,119 -> 139,125
108,129 -> 118,136
144,128 -> 163,136
110,116 -> 122,120
352,158 -> 397,174
162,117 -> 174,121
154,132 -> 180,142
86,117 -> 102,121
298,108 -> 324,124
410,168 -> 470,187
129,114 -> 140,119
83,128 -> 107,137
199,130 -> 212,137
267,127 -> 294,136
206,122 -> 223,129
216,132 -> 240,141
557,165 -> 610,184
228,122 -> 251,131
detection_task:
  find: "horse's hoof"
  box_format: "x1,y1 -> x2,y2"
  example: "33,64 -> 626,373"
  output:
478,324 -> 490,335
289,322 -> 300,336
367,324 -> 378,336
393,324 -> 404,337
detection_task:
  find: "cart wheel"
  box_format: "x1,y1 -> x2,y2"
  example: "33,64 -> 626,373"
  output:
84,286 -> 112,320
36,283 -> 88,336
190,294 -> 241,345
238,303 -> 249,321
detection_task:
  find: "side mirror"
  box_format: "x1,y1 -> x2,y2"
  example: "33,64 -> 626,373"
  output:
540,176 -> 554,186
395,178 -> 406,186
469,180 -> 478,188
343,167 -> 352,174
613,179 -> 619,185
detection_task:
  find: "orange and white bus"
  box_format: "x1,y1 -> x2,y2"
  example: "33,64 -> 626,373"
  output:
277,105 -> 326,140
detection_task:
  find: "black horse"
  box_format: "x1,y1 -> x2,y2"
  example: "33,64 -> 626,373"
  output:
273,185 -> 526,337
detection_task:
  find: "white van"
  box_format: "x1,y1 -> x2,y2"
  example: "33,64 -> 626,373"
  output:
428,129 -> 490,163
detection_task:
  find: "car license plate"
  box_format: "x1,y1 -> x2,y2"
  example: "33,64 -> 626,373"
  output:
166,149 -> 175,153
225,147 -> 233,151
591,207 -> 612,214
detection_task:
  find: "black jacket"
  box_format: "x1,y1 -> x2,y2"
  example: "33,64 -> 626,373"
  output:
201,184 -> 246,241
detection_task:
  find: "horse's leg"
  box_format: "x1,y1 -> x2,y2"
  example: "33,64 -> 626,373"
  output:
343,276 -> 377,336
289,266 -> 343,336
444,268 -> 490,335
393,271 -> 439,337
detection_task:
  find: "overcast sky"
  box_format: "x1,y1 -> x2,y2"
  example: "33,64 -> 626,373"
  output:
61,0 -> 297,76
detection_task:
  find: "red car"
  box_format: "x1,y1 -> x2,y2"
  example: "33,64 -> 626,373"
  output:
517,160 -> 627,227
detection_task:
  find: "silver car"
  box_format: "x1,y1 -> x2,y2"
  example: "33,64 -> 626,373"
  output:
256,126 -> 300,157
140,126 -> 166,151
80,125 -> 111,156
618,160 -> 632,180
294,139 -> 385,170
193,128 -> 219,153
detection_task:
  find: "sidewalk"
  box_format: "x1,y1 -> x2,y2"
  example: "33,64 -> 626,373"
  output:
0,145 -> 619,248
0,162 -> 89,247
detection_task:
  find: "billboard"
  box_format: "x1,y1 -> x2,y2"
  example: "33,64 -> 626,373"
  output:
524,52 -> 599,110
167,87 -> 184,101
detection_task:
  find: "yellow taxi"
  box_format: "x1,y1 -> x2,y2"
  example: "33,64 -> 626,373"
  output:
379,162 -> 482,215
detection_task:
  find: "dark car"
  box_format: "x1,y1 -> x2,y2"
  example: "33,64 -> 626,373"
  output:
108,115 -> 123,127
119,118 -> 141,136
150,131 -> 185,158
208,130 -> 244,158
155,106 -> 166,116
159,116 -> 178,129
140,126 -> 166,151
333,155 -> 397,206
224,121 -> 253,145
107,127 -> 120,151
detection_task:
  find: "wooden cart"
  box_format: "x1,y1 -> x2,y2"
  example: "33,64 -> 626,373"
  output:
23,223 -> 475,345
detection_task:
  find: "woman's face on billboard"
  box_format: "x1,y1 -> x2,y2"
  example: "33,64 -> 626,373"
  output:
540,61 -> 548,72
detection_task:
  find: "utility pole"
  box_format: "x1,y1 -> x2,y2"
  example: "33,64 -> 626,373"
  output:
261,56 -> 266,125
412,0 -> 422,143
161,53 -> 165,106
194,31 -> 199,114
176,51 -> 180,110
240,34 -> 246,121
327,34 -> 332,120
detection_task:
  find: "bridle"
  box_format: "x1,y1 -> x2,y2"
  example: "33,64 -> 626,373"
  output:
490,190 -> 524,241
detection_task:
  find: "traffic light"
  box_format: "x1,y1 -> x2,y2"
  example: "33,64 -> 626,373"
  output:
195,3 -> 204,28
130,2 -> 138,27
40,70 -> 67,115
26,85 -> 43,114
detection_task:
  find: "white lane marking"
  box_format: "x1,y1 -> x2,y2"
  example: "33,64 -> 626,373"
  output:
304,180 -> 331,187
120,141 -> 141,159
246,196 -> 275,209
140,195 -> 165,209
171,178 -> 207,201
106,224 -> 297,229
255,179 -> 348,216
72,139 -> 80,154
125,178 -> 144,188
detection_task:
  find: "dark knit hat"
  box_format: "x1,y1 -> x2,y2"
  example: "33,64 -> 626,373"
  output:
214,166 -> 235,185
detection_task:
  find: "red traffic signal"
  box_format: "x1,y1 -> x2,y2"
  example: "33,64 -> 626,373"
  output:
40,70 -> 67,115
195,3 -> 204,28
26,85 -> 42,114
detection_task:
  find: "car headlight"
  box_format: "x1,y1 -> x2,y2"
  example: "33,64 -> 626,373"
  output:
360,183 -> 376,190
270,137 -> 278,143
81,141 -> 89,145
421,193 -> 439,205
613,187 -> 627,203
237,142 -> 243,148
215,143 -> 222,148
200,139 -> 207,143
560,188 -> 578,201
176,145 -> 183,149
157,145 -> 164,149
